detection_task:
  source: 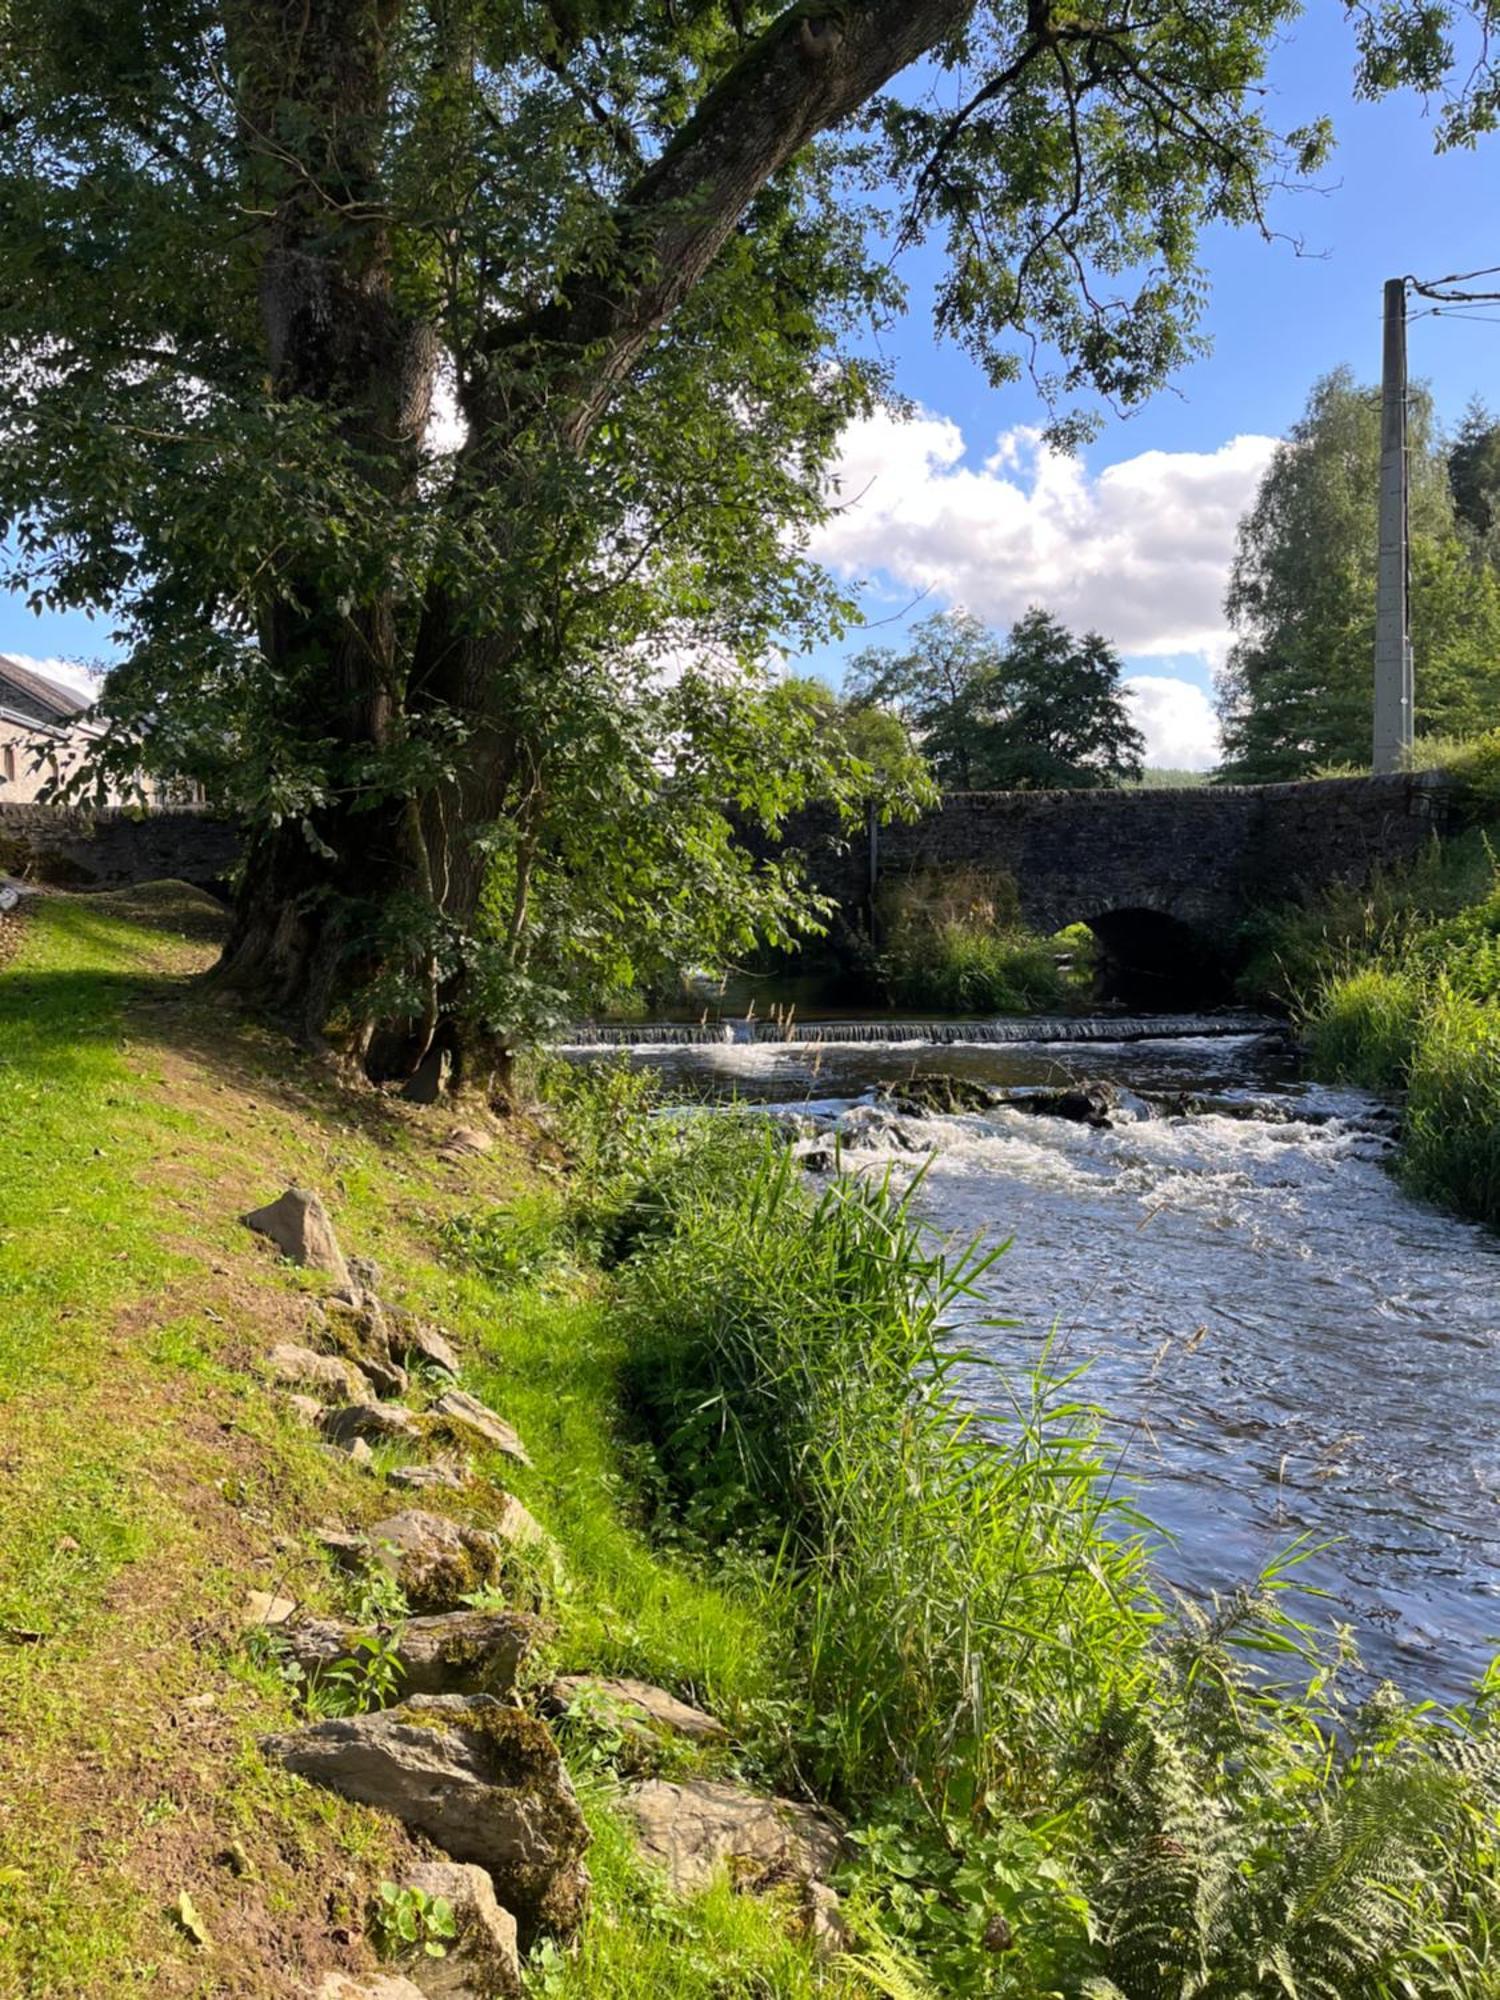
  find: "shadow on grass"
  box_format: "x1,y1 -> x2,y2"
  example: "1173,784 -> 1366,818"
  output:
0,884 -> 417,1154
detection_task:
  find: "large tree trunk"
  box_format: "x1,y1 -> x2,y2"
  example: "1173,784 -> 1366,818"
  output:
216,0 -> 977,1093
216,0 -> 439,1053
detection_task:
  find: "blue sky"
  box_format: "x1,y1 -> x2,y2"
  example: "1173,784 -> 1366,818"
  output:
5,9 -> 1499,765
796,7 -> 1500,763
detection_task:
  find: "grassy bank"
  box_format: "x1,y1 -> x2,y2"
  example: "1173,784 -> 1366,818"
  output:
1240,734 -> 1500,1228
5,886 -> 1500,1996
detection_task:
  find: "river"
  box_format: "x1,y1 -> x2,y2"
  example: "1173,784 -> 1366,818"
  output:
561,1020 -> 1500,1699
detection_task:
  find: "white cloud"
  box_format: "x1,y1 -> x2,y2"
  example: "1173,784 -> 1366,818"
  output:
812,407 -> 1278,666
1,652 -> 101,699
1123,673 -> 1221,771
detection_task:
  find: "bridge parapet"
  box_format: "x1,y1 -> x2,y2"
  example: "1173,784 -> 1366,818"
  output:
782,770 -> 1455,943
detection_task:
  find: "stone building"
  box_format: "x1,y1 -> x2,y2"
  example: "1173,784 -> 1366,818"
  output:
0,655 -> 104,803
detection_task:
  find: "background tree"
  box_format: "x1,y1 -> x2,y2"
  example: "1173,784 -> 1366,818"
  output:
1217,368 -> 1500,780
1448,397 -> 1500,551
2,0 -> 1496,1088
793,679 -> 936,804
845,610 -> 1005,788
848,606 -> 1145,788
984,608 -> 1146,788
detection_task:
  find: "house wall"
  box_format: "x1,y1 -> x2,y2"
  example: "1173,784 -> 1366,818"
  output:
0,714 -> 136,807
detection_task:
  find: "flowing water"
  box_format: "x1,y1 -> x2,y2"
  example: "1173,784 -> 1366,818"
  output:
559,1021 -> 1500,1697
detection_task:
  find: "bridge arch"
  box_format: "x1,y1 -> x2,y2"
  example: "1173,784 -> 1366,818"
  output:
1077,905 -> 1232,1008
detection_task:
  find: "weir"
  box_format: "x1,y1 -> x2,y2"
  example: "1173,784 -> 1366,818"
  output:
557,1012 -> 1283,1049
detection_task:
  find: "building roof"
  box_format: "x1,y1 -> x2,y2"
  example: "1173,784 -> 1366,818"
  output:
0,655 -> 89,722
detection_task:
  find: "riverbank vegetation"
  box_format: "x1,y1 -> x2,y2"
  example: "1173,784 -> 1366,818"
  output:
1242,733 -> 1500,1227
10,884 -> 1500,1995
876,867 -> 1094,1014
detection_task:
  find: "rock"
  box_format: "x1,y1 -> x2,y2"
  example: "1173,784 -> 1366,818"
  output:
283,1393 -> 325,1430
264,1344 -> 365,1402
365,1510 -> 509,1613
340,1436 -> 375,1469
792,1142 -> 836,1174
389,1462 -> 469,1494
804,1881 -> 849,1957
322,1403 -> 425,1449
1011,1081 -> 1119,1129
622,1778 -> 844,1898
264,1695 -> 590,1945
355,1353 -> 410,1400
243,1187 -> 351,1286
347,1254 -> 383,1301
550,1676 -> 727,1744
427,1390 -> 531,1466
389,1315 -> 461,1379
880,1074 -> 999,1117
281,1610 -> 541,1700
397,1862 -> 522,1999
491,1495 -> 551,1555
322,1297 -> 396,1365
439,1127 -> 494,1160
317,1526 -> 371,1568
242,1590 -> 297,1629
315,1976 -> 427,2000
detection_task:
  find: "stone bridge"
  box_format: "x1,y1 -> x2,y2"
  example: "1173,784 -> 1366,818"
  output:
781,771 -> 1454,992
1,775 -> 1454,990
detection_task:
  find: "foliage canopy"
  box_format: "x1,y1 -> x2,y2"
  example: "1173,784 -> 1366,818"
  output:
3,0 -> 1498,1065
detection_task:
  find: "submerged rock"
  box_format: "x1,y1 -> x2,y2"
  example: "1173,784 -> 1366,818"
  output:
282,1609 -> 541,1700
1010,1081 -> 1119,1128
395,1861 -> 522,1999
622,1776 -> 844,1898
243,1187 -> 351,1287
549,1676 -> 727,1744
264,1695 -> 590,1945
879,1074 -> 999,1117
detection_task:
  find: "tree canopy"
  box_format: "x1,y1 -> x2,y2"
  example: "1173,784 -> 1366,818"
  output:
848,606 -> 1146,789
3,0 -> 1496,1078
1217,368 -> 1500,781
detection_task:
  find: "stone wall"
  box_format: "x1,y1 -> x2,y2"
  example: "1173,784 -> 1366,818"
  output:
0,772 -> 1453,932
0,803 -> 242,890
782,772 -> 1454,943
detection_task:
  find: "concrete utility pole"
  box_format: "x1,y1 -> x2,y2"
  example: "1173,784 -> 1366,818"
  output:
1373,275 -> 1414,774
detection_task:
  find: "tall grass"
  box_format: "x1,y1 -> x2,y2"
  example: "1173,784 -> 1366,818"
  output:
617,1136 -> 1154,1810
551,1100 -> 1500,1996
1403,982 -> 1500,1222
1308,964 -> 1423,1091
